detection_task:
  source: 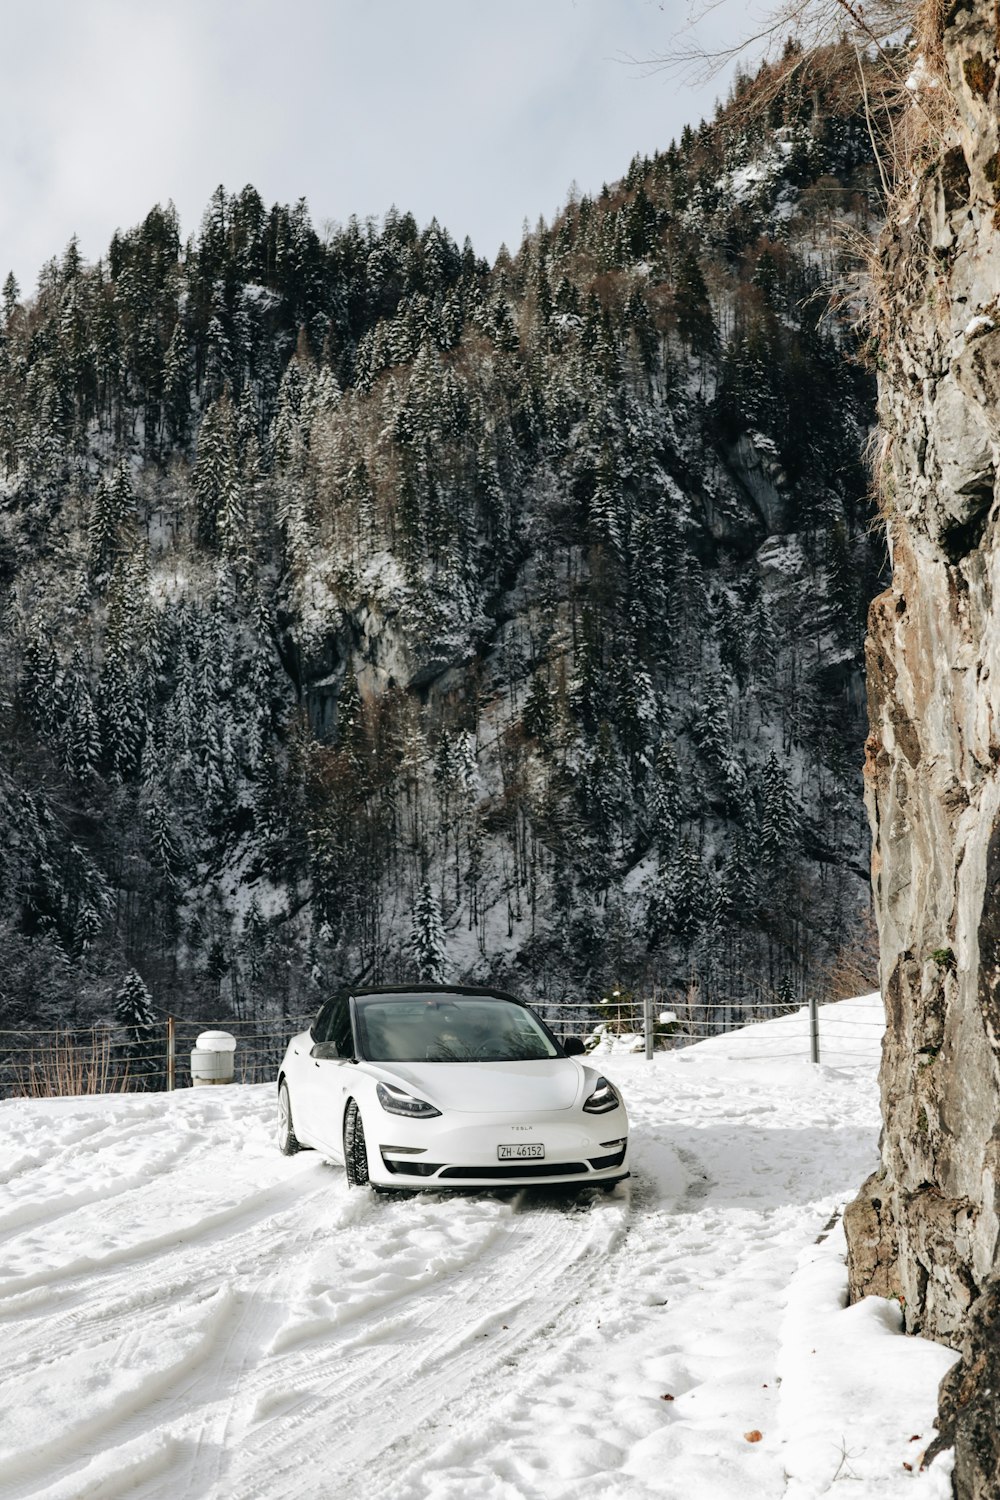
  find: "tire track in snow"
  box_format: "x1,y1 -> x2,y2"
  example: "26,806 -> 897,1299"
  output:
0,1176 -> 344,1496
0,1135 -> 195,1242
215,1189 -> 630,1500
3,1169 -> 626,1500
0,1168 -> 319,1313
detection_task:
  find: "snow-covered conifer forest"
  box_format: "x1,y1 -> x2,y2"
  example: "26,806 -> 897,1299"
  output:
0,47 -> 882,1044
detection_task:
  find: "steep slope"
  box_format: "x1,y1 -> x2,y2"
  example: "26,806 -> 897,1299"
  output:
0,51 -> 881,1044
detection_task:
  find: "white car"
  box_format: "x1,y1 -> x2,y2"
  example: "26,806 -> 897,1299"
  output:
276,984 -> 630,1192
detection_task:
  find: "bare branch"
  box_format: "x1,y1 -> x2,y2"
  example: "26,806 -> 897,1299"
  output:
638,0 -> 917,83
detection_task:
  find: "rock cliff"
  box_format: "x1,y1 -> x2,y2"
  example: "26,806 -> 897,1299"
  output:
844,1 -> 1000,1488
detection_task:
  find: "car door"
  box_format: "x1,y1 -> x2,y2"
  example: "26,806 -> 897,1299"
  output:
294,993 -> 355,1156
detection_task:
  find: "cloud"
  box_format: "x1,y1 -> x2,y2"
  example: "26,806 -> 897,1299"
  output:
0,0 -> 744,293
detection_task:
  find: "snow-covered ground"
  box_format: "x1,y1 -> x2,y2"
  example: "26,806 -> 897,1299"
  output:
0,997 -> 957,1499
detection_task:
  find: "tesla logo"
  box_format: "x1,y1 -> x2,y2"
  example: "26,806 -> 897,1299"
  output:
511,1125 -> 533,1133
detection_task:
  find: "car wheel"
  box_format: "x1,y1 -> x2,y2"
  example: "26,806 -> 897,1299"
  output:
343,1099 -> 370,1188
277,1081 -> 302,1156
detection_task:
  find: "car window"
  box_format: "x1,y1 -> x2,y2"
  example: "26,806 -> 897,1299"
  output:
314,995 -> 353,1057
355,995 -> 558,1063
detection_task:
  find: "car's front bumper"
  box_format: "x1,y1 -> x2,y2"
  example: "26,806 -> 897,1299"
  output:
370,1110 -> 629,1189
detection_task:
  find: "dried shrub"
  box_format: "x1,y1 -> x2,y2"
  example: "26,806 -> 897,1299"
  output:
8,1028 -> 132,1098
824,908 -> 881,999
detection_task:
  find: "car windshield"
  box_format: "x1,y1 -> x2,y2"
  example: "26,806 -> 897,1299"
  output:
355,994 -> 560,1063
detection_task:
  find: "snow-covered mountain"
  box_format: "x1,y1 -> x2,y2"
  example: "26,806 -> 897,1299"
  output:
0,45 -> 882,1039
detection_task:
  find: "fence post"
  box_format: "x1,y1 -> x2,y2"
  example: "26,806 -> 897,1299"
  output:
808,993 -> 820,1065
644,992 -> 654,1060
166,1015 -> 176,1092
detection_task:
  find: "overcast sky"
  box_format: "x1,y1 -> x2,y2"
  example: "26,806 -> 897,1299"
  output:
1,0 -> 750,295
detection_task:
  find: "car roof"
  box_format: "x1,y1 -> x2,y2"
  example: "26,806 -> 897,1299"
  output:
349,984 -> 527,1006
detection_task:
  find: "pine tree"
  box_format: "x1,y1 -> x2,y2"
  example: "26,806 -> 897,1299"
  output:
668,835 -> 707,943
89,460 -> 135,583
582,721 -> 629,854
193,394 -> 241,551
590,442 -> 625,559
163,320 -> 191,445
614,660 -> 656,764
645,860 -> 674,949
409,878 -> 448,983
114,969 -> 160,1088
60,650 -> 101,781
99,551 -> 149,781
1,271 -> 19,327
674,249 -> 716,354
146,795 -> 182,895
717,590 -> 750,687
20,633 -> 62,737
276,468 -> 313,578
271,357 -> 307,466
336,668 -> 365,765
692,675 -> 731,767
203,288 -> 233,398
759,752 -> 799,870
522,673 -> 555,745
644,740 -> 682,845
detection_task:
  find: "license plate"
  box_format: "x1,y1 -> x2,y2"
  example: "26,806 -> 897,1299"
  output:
498,1143 -> 545,1160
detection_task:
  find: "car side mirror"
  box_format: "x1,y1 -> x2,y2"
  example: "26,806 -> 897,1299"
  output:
563,1037 -> 585,1057
310,1041 -> 340,1061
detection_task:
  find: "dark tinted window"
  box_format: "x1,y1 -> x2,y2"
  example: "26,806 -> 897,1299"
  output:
314,995 -> 354,1057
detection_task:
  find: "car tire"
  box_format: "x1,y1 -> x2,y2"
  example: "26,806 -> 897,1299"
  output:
344,1099 -> 370,1188
277,1081 -> 303,1156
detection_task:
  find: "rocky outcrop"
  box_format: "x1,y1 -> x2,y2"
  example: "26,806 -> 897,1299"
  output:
844,1 -> 1000,1487
925,1279 -> 1000,1492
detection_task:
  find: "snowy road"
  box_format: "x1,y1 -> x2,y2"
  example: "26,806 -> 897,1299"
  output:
0,1000 -> 957,1499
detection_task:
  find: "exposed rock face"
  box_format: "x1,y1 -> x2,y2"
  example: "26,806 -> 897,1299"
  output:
925,1279 -> 1000,1489
844,1 -> 1000,1486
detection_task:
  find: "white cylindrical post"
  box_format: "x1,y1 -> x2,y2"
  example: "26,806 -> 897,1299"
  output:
190,1030 -> 238,1086
809,993 -> 820,1065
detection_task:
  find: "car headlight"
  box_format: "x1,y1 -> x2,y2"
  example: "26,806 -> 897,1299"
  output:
376,1081 -> 441,1118
582,1076 -> 620,1114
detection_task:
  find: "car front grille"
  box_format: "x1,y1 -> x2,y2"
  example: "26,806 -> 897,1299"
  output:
436,1161 -> 589,1180
381,1151 -> 626,1182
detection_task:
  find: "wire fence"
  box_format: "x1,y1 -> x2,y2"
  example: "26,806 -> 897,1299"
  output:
533,992 -> 884,1065
0,1017 -> 315,1099
0,991 -> 885,1099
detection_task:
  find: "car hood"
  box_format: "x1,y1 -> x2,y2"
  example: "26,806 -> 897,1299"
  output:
375,1058 -> 582,1114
